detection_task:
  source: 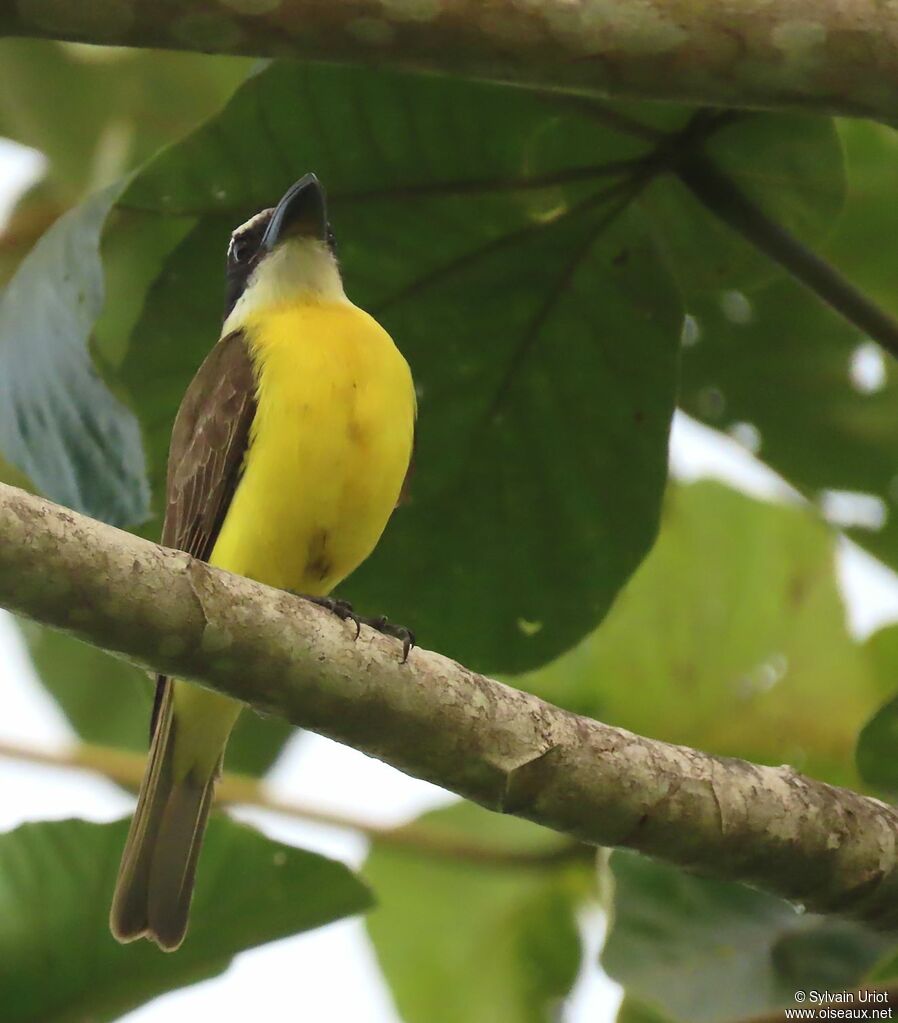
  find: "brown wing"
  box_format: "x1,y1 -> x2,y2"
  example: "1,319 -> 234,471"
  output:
162,330 -> 257,557
151,330 -> 257,736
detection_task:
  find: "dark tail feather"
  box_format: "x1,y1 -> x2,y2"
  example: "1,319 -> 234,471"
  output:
110,683 -> 219,952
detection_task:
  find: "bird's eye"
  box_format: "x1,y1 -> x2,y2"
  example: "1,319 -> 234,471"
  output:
230,237 -> 252,264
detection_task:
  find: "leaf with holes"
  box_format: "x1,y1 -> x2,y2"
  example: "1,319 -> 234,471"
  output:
0,816 -> 371,1023
680,278 -> 898,567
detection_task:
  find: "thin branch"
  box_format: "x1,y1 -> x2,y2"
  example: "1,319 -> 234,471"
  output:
5,481 -> 898,927
0,737 -> 584,868
676,153 -> 898,360
2,1 -> 898,121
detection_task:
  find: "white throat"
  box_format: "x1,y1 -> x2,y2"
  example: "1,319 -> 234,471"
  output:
223,238 -> 347,334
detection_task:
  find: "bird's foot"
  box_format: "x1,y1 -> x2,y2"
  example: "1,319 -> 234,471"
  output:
298,595 -> 415,663
356,614 -> 416,663
299,594 -> 362,637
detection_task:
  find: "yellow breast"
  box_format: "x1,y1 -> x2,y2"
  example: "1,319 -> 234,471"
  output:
209,300 -> 415,596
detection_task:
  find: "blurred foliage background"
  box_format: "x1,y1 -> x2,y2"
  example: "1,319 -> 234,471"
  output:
3,35 -> 898,1023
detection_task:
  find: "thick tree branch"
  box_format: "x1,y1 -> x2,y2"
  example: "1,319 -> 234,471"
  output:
4,481 -> 898,926
3,0 -> 898,121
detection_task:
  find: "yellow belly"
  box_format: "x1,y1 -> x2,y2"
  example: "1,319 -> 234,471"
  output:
209,300 -> 415,596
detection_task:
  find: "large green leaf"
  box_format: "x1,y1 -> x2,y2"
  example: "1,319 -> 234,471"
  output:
602,852 -> 888,1023
517,481 -> 884,783
0,816 -> 370,1023
365,802 -> 586,1023
117,62 -> 688,673
0,185 -> 148,525
111,68 -> 854,673
15,620 -> 291,776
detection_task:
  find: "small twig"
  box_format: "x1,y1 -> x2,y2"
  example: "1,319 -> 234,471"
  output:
676,152 -> 898,360
0,738 -> 587,868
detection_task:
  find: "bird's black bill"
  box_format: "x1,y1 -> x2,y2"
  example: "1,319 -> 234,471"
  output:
261,173 -> 327,249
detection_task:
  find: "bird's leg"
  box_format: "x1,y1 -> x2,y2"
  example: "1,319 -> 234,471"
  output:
295,594 -> 415,663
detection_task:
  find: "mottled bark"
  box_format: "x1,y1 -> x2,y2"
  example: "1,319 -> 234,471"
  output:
3,481 -> 898,926
3,0 -> 898,120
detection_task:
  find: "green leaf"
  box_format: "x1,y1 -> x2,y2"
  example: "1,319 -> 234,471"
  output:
0,39 -> 251,198
94,209 -> 196,370
855,625 -> 898,791
616,999 -> 674,1023
0,816 -> 371,1023
602,852 -> 888,1023
121,69 -> 657,215
824,119 -> 898,318
0,185 -> 149,525
679,118 -> 898,580
0,454 -> 36,492
117,62 -> 684,673
15,620 -> 291,776
517,481 -> 880,783
365,802 -> 586,1023
642,112 -> 845,295
680,279 -> 896,520
866,944 -> 898,983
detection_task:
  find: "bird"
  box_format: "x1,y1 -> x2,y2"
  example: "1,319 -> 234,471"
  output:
109,173 -> 416,952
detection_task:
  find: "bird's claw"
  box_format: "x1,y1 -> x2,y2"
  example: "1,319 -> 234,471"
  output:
296,594 -> 414,662
360,616 -> 415,663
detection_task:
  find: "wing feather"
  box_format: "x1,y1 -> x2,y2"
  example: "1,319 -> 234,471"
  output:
151,330 -> 257,737
162,331 -> 256,557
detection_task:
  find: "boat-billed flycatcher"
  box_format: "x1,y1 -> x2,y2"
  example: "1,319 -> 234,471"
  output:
110,173 -> 416,952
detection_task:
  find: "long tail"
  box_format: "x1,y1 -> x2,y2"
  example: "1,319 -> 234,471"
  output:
110,681 -> 230,952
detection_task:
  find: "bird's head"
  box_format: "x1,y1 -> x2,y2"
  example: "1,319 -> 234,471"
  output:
222,173 -> 343,330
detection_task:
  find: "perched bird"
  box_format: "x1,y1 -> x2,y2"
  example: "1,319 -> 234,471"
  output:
110,174 -> 416,951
